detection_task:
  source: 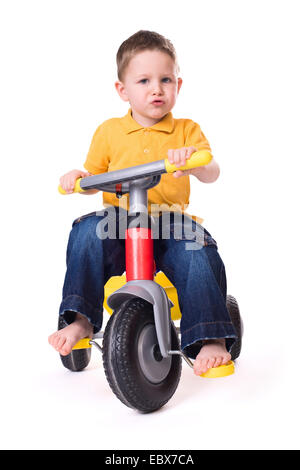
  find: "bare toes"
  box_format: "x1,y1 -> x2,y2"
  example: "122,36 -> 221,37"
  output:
214,356 -> 223,368
222,353 -> 231,365
49,332 -> 59,349
56,335 -> 66,353
194,359 -> 207,375
207,357 -> 216,369
60,338 -> 73,356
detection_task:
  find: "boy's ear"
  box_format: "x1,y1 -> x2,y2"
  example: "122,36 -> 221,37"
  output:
177,77 -> 183,94
115,81 -> 129,102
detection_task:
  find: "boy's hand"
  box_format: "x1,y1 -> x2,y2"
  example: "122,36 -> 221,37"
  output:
167,146 -> 198,178
59,169 -> 91,194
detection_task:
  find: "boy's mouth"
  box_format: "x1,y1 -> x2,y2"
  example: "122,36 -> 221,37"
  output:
151,100 -> 164,106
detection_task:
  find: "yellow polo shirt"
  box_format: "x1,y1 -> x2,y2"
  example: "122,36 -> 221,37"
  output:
84,108 -> 211,220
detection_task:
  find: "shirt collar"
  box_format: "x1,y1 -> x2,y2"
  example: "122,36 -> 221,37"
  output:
121,108 -> 174,134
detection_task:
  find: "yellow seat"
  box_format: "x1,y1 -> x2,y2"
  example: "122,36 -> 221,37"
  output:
103,271 -> 182,321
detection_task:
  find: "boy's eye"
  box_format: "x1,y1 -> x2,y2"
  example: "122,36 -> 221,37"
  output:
138,77 -> 171,84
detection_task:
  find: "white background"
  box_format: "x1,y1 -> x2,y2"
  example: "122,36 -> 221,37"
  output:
1,0 -> 299,450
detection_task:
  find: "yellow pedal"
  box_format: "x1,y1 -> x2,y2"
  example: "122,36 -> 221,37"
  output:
200,360 -> 235,378
72,338 -> 92,350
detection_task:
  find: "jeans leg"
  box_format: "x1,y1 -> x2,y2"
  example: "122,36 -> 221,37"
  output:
155,232 -> 237,359
59,213 -> 125,333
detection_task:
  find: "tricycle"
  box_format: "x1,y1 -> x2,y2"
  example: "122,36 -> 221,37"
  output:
58,150 -> 243,412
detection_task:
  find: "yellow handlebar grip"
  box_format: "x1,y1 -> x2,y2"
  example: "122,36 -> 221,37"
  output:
165,150 -> 212,173
58,178 -> 84,194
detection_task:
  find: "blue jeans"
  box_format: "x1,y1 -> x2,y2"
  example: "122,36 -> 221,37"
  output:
59,208 -> 237,358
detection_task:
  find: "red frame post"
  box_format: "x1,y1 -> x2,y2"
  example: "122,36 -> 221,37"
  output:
125,227 -> 155,281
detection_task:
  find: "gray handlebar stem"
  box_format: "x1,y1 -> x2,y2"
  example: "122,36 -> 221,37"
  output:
80,159 -> 166,192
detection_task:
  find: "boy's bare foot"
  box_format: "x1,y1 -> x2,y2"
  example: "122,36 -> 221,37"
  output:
48,313 -> 94,356
193,338 -> 231,376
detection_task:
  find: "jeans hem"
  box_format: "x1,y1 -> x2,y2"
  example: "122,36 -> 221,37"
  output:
59,294 -> 103,333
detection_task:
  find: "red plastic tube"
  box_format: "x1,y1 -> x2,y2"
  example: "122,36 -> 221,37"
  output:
125,227 -> 154,281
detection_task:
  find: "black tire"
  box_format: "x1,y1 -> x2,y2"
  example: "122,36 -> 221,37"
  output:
226,295 -> 243,360
58,316 -> 92,372
102,298 -> 182,413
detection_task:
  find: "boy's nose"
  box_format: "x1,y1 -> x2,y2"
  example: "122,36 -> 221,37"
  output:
152,82 -> 163,95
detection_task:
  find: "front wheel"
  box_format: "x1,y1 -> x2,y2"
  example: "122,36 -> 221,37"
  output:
102,298 -> 182,413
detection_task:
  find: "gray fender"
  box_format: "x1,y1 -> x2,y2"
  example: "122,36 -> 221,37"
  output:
107,280 -> 173,358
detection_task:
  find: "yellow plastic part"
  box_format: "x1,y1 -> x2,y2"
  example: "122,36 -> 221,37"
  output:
164,150 -> 212,174
72,337 -> 92,350
103,272 -> 182,320
155,272 -> 181,320
103,275 -> 127,314
200,360 -> 235,378
58,178 -> 84,194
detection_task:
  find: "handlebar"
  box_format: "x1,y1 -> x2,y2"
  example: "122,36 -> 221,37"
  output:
164,150 -> 212,173
58,150 -> 212,195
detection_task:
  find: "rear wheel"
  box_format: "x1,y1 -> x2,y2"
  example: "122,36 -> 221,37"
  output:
58,316 -> 92,372
102,298 -> 181,413
226,295 -> 243,360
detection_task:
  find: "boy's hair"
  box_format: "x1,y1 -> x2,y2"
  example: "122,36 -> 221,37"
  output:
116,30 -> 180,81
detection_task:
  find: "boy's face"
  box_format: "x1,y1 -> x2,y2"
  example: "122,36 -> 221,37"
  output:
115,49 -> 182,127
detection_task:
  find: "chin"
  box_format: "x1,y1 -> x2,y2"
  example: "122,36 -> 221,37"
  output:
151,108 -> 168,117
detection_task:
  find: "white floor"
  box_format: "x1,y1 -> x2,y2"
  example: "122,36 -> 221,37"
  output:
2,312 -> 298,451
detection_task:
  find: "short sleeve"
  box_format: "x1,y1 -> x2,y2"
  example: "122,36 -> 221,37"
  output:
184,121 -> 212,152
84,122 -> 110,174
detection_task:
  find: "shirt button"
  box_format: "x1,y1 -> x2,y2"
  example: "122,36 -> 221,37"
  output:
144,148 -> 150,153
144,130 -> 149,135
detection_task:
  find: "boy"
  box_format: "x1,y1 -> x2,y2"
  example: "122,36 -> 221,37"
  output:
48,30 -> 236,375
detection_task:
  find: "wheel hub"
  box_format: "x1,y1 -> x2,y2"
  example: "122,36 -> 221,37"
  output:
137,324 -> 172,383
